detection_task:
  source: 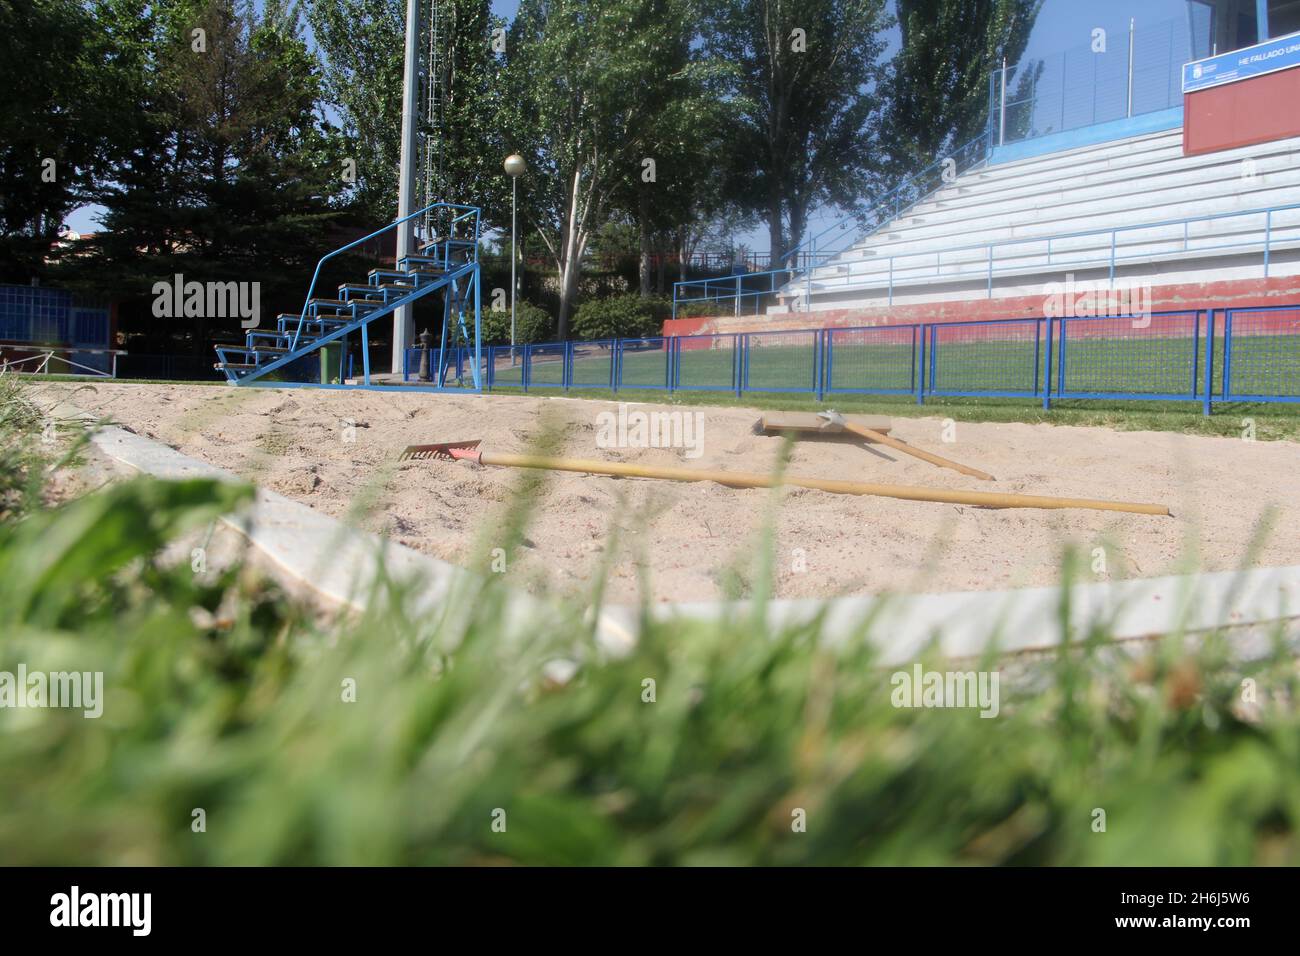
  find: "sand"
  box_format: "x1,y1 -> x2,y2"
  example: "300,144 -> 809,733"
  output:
29,380 -> 1300,604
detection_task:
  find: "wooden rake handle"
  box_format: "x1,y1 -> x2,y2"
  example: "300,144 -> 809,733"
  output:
476,452 -> 1168,516
841,422 -> 995,481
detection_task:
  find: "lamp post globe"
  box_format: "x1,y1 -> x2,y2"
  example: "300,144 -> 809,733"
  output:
504,154 -> 527,178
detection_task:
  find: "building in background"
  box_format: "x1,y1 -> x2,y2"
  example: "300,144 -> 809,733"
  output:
0,284 -> 117,376
1195,0 -> 1300,54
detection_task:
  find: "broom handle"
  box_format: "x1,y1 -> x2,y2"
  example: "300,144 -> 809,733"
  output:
842,423 -> 995,481
478,452 -> 1168,516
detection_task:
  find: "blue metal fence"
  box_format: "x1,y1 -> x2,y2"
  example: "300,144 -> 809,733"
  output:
824,324 -> 921,398
1053,310 -> 1204,403
927,318 -> 1045,400
426,306 -> 1299,415
675,334 -> 740,394
1220,305 -> 1300,404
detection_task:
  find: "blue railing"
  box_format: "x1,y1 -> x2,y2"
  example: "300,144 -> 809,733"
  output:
673,200 -> 1300,317
291,202 -> 481,352
407,305 -> 1300,416
798,201 -> 1300,301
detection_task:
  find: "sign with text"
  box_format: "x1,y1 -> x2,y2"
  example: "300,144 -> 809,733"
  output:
1183,31 -> 1300,93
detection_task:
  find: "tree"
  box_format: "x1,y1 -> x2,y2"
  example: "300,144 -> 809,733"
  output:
503,0 -> 707,338
0,0 -> 120,279
308,0 -> 505,222
598,6 -> 727,298
79,0 -> 349,352
703,0 -> 891,269
888,0 -> 1043,165
305,0 -> 406,218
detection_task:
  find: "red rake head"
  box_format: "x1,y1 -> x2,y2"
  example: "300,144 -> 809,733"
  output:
397,440 -> 483,462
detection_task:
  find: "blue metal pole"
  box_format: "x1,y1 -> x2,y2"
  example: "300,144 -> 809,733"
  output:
1222,312 -> 1234,401
1203,310 -> 1215,416
1264,209 -> 1272,277
437,281 -> 452,386
814,331 -> 824,401
929,326 -> 939,402
473,265 -> 483,390
1191,310 -> 1202,403
361,323 -> 371,386
735,335 -> 744,398
1033,319 -> 1042,396
1042,318 -> 1054,410
1056,318 -> 1067,398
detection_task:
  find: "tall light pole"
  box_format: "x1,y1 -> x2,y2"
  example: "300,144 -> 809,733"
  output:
392,0 -> 422,375
504,154 -> 526,360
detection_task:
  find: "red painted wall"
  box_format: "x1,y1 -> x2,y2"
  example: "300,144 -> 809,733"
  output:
662,275 -> 1300,338
1184,63 -> 1300,155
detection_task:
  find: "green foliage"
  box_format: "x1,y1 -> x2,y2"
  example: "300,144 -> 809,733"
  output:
703,0 -> 892,260
0,0 -> 115,278
308,0 -> 505,222
571,295 -> 664,341
888,0 -> 1043,166
673,301 -> 726,319
0,376 -> 48,522
60,0 -> 351,343
503,0 -> 706,335
477,300 -> 554,345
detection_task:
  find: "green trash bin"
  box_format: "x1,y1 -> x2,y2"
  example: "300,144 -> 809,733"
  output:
320,342 -> 344,384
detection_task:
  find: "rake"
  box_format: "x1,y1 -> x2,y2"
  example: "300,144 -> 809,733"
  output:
398,440 -> 483,461
397,440 -> 1169,515
756,410 -> 995,481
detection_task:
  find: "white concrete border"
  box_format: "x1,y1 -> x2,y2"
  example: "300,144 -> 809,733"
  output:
56,404 -> 1300,665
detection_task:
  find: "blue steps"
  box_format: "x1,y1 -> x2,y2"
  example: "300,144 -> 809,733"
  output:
213,201 -> 484,388
214,248 -> 472,386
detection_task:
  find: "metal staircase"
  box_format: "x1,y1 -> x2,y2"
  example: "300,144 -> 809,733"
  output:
214,201 -> 483,389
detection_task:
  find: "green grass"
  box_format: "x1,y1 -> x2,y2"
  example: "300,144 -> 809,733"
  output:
1,376 -> 1299,865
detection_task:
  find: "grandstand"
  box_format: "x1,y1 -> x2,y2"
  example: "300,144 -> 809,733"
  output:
777,128 -> 1300,313
670,7 -> 1300,340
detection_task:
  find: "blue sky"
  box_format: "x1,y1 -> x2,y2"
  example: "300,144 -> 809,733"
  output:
487,0 -> 1192,59
68,0 -> 1195,236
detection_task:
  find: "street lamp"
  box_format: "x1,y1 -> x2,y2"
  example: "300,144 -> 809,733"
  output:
504,154 -> 526,360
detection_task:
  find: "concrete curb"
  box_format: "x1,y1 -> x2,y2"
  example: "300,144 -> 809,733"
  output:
647,566 -> 1300,666
53,402 -> 1300,664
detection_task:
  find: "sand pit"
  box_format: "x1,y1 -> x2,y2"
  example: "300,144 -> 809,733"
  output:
30,381 -> 1300,604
